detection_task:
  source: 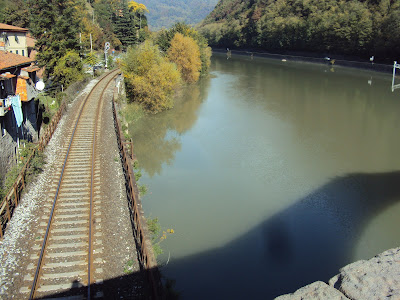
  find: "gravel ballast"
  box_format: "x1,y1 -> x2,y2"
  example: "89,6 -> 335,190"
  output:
0,74 -> 143,299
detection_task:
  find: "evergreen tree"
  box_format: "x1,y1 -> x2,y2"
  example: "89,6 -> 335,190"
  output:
93,0 -> 121,48
113,3 -> 138,48
0,0 -> 30,28
28,0 -> 83,80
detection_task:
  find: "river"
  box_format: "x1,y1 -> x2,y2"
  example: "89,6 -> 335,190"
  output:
129,52 -> 400,299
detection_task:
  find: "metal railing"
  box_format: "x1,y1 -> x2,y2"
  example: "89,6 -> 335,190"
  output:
111,85 -> 164,300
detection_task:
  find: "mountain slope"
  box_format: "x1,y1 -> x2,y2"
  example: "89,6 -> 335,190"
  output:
140,0 -> 218,30
199,0 -> 400,61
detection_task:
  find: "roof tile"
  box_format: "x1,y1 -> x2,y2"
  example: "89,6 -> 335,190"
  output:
0,51 -> 34,70
0,23 -> 29,32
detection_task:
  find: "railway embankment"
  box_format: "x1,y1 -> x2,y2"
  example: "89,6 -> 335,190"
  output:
276,247 -> 400,299
0,72 -> 146,298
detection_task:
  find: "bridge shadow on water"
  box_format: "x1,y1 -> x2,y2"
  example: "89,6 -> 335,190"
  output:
36,171 -> 400,299
164,170 -> 400,299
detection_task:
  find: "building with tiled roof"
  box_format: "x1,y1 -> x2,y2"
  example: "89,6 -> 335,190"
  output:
0,23 -> 28,32
0,23 -> 29,57
0,51 -> 40,115
0,51 -> 34,71
0,25 -> 42,179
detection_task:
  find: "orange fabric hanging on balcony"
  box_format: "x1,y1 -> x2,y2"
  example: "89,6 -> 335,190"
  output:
15,76 -> 28,101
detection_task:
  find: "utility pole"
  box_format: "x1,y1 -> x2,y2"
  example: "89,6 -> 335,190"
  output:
104,42 -> 110,69
90,33 -> 93,53
79,33 -> 82,60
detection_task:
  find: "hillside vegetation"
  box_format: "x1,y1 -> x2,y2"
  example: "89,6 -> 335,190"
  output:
199,0 -> 400,61
121,22 -> 212,113
0,0 -> 148,52
1,0 -> 211,113
1,0 -> 149,86
140,0 -> 218,30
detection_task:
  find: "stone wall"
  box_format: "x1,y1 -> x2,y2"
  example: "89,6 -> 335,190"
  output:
0,134 -> 16,182
0,98 -> 38,184
276,247 -> 400,299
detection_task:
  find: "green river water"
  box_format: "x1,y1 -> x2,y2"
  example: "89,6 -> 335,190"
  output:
129,52 -> 400,299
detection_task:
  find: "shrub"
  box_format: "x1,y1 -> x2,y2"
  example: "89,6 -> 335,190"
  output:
121,41 -> 181,113
53,50 -> 84,89
156,22 -> 212,76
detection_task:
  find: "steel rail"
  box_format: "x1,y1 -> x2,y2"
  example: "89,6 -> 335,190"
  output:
87,72 -> 119,299
29,70 -> 120,300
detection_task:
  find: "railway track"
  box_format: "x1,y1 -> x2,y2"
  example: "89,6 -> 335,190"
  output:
19,70 -> 120,299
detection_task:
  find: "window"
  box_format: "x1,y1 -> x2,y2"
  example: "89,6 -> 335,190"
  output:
22,50 -> 24,56
16,50 -> 18,54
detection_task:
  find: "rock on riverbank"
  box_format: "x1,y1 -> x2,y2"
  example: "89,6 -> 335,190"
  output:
276,247 -> 400,300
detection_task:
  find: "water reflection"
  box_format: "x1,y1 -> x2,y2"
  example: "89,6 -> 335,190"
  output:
134,53 -> 400,299
129,77 -> 211,177
213,53 -> 400,172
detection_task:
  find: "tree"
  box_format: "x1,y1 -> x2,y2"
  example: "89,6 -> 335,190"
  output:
156,22 -> 212,76
128,1 -> 148,29
167,33 -> 202,83
0,0 -> 30,28
121,41 -> 181,113
84,52 -> 99,66
93,0 -> 122,49
53,50 -> 84,89
113,3 -> 138,48
28,0 -> 83,81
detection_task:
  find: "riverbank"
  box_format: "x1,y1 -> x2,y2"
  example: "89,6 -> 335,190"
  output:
276,247 -> 400,299
212,48 -> 395,74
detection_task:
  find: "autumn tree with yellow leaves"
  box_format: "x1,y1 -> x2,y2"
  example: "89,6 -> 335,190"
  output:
167,33 -> 202,84
121,41 -> 181,113
128,0 -> 148,29
156,22 -> 212,76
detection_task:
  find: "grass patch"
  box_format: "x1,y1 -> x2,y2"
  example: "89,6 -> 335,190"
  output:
123,259 -> 136,274
1,142 -> 45,203
138,184 -> 147,196
134,168 -> 142,181
123,102 -> 145,125
146,217 -> 174,259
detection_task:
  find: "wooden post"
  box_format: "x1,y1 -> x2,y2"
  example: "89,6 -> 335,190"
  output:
21,173 -> 25,190
14,185 -> 18,206
5,198 -> 11,221
130,140 -> 134,160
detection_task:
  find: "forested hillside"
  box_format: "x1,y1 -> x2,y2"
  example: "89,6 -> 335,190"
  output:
0,0 -> 148,51
0,0 -> 149,88
140,0 -> 218,30
199,0 -> 400,61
